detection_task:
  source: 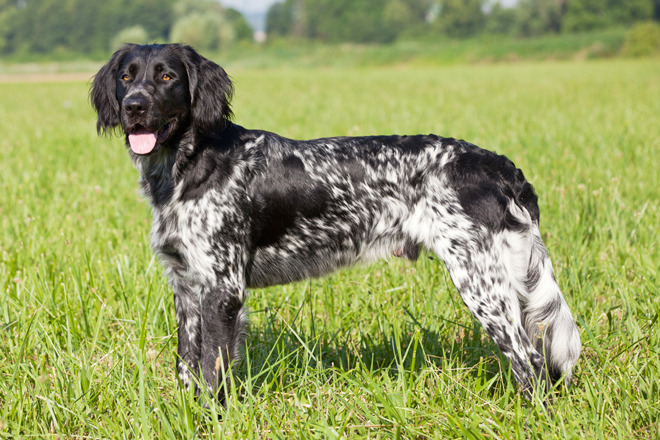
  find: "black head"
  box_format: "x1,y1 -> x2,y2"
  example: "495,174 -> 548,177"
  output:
90,44 -> 234,156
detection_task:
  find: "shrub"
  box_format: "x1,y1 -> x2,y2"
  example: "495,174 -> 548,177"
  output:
622,21 -> 660,56
170,12 -> 235,51
110,26 -> 149,51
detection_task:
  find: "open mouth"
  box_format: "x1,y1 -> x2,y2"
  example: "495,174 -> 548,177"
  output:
127,122 -> 172,155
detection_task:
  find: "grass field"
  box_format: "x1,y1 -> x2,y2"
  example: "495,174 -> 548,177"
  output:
1,59 -> 659,438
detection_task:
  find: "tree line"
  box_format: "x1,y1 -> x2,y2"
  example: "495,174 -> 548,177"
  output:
0,0 -> 253,56
1,0 -> 658,56
267,0 -> 660,43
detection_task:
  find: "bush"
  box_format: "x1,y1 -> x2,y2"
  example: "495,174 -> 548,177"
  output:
110,26 -> 149,51
622,21 -> 660,56
170,12 -> 235,51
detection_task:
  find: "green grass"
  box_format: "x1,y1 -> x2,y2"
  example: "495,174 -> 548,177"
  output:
1,58 -> 659,438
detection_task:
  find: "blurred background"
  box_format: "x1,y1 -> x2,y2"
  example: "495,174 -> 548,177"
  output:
0,0 -> 659,67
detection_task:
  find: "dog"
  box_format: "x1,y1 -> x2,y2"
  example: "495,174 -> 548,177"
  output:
91,43 -> 581,404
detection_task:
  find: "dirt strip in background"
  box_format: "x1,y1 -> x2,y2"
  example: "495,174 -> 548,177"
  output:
0,72 -> 96,83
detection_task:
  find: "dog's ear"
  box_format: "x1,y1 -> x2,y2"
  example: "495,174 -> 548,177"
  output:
179,45 -> 234,133
90,45 -> 134,136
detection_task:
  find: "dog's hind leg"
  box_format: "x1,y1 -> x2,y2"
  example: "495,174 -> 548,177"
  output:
486,201 -> 581,390
518,220 -> 581,387
433,230 -> 548,398
427,200 -> 580,399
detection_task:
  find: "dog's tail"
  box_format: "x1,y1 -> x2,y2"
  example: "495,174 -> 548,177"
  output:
504,202 -> 582,386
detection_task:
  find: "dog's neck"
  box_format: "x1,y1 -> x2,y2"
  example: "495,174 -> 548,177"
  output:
130,129 -> 196,208
130,121 -> 233,208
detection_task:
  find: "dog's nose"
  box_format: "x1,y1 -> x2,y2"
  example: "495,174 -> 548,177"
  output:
123,97 -> 148,117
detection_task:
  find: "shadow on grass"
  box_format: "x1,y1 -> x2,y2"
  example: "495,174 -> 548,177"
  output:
238,304 -> 508,396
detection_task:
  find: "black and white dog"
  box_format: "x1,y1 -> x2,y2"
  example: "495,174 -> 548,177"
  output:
91,44 -> 581,403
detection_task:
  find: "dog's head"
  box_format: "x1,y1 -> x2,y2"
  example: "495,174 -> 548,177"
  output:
91,44 -> 233,155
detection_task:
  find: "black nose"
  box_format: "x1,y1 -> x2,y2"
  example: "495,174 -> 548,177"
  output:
123,97 -> 148,117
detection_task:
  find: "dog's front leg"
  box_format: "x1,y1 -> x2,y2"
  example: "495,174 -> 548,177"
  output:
168,266 -> 204,393
199,283 -> 247,404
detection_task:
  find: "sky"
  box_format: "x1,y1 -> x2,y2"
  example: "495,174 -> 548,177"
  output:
219,0 -> 519,14
219,0 -> 279,13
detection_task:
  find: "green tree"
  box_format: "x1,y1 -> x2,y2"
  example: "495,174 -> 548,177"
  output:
111,26 -> 149,51
384,0 -> 432,33
266,1 -> 294,37
563,0 -> 653,32
0,0 -> 17,52
11,0 -> 69,53
437,0 -> 485,38
384,0 -> 415,33
515,0 -> 563,37
609,0 -> 654,24
92,0 -> 175,52
0,0 -> 176,55
485,4 -> 518,35
171,13 -> 224,50
314,0 -> 397,43
171,0 -> 253,49
266,0 -> 431,43
226,8 -> 254,41
563,0 -> 610,31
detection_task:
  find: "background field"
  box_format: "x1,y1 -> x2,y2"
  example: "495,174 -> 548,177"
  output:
0,27 -> 630,74
1,59 -> 659,438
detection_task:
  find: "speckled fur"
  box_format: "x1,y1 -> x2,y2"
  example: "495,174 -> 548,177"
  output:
91,44 -> 581,403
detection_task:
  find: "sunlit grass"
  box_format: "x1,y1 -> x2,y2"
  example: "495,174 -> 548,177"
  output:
1,59 -> 659,438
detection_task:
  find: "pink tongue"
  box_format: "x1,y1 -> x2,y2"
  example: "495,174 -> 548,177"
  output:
128,128 -> 157,154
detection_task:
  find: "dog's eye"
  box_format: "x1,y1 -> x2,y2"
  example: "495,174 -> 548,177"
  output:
121,75 -> 130,81
162,74 -> 172,81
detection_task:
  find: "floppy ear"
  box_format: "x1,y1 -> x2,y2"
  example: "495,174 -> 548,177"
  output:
179,45 -> 234,133
90,44 -> 134,136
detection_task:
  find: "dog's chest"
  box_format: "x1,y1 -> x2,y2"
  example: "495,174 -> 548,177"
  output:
151,194 -> 219,268
150,184 -> 250,283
